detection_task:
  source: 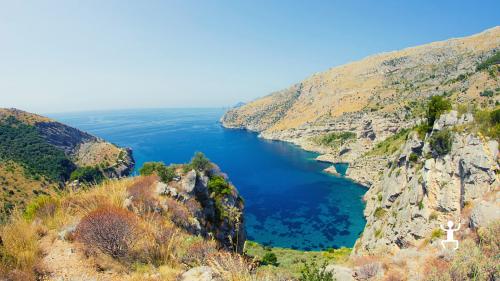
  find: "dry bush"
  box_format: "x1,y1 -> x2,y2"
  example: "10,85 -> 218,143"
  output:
449,239 -> 497,281
185,197 -> 202,217
207,252 -> 254,281
180,239 -> 218,266
75,205 -> 140,259
127,176 -> 158,212
355,262 -> 381,280
0,216 -> 40,270
164,197 -> 191,229
423,257 -> 451,281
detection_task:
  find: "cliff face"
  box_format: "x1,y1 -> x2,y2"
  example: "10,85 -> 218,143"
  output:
356,111 -> 499,255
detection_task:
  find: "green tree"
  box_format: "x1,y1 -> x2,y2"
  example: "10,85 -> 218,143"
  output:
70,166 -> 104,184
261,252 -> 279,266
190,152 -> 212,172
429,130 -> 452,156
427,96 -> 451,127
300,261 -> 335,281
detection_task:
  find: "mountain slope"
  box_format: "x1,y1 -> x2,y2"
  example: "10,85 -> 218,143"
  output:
222,27 -> 500,279
222,27 -> 500,179
0,108 -> 134,220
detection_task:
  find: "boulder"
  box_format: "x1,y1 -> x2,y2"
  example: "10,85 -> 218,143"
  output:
470,201 -> 500,229
180,266 -> 218,281
180,170 -> 197,194
326,265 -> 354,281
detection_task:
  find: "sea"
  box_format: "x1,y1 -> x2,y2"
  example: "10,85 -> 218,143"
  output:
49,108 -> 366,251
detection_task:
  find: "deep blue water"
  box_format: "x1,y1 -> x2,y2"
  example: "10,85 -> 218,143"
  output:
49,108 -> 366,251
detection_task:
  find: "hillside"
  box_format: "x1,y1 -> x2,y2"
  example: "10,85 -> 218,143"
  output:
0,108 -> 134,221
222,27 -> 500,280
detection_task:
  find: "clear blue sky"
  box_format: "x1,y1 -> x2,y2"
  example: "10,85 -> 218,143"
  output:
1,0 -> 499,113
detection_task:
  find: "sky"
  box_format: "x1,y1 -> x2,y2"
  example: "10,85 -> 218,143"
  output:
0,1 -> 499,114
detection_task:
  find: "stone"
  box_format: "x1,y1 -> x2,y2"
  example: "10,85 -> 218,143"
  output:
324,165 -> 340,176
470,201 -> 500,229
58,225 -> 76,241
180,170 -> 197,194
326,265 -> 354,281
180,266 -> 217,281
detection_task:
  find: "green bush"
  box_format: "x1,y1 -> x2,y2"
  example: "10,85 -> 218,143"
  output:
427,96 -> 451,127
479,89 -> 494,97
374,207 -> 387,219
139,162 -> 176,183
300,261 -> 334,281
139,162 -> 165,176
70,166 -> 104,184
313,131 -> 356,147
207,176 -> 232,196
23,195 -> 59,221
190,152 -> 212,172
261,252 -> 279,266
476,52 -> 500,71
409,153 -> 419,163
429,130 -> 452,156
0,116 -> 75,182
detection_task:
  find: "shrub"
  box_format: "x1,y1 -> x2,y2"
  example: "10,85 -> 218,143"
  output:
164,198 -> 191,229
409,153 -> 418,163
479,89 -> 494,97
313,131 -> 356,147
449,239 -> 497,281
356,262 -> 381,280
430,229 -> 444,241
23,195 -> 59,221
70,166 -> 104,184
190,152 -> 212,172
139,162 -> 165,176
261,252 -> 278,266
0,217 -> 39,271
180,239 -> 218,266
427,96 -> 451,127
139,162 -> 176,183
127,176 -> 157,212
207,176 -> 232,196
300,261 -> 334,281
476,52 -> 500,71
374,207 -> 387,219
75,205 -> 140,259
429,130 -> 452,156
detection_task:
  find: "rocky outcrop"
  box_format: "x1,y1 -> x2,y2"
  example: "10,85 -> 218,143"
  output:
355,111 -> 499,254
134,166 -> 246,253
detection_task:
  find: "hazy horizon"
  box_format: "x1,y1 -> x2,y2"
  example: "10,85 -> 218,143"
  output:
1,0 -> 499,113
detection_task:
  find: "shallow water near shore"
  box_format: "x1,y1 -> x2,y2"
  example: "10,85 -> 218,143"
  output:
50,108 -> 366,251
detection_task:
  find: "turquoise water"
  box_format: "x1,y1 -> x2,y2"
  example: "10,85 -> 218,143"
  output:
50,108 -> 366,251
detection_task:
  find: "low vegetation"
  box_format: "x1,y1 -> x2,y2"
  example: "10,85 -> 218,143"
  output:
366,128 -> 411,156
476,51 -> 500,71
312,131 -> 356,148
429,129 -> 452,156
427,95 -> 452,127
70,166 -> 104,184
0,116 -> 75,182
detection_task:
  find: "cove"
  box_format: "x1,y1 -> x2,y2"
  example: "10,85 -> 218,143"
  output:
49,108 -> 367,251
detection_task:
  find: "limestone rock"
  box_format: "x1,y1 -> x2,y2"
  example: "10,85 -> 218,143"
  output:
180,169 -> 197,194
326,265 -> 354,281
470,201 -> 500,229
180,266 -> 218,281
